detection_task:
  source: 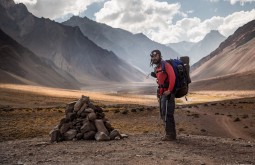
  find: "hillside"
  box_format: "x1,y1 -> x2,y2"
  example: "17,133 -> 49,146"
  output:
0,29 -> 80,89
63,16 -> 180,72
167,30 -> 226,64
191,20 -> 255,81
166,41 -> 195,57
189,30 -> 226,64
0,1 -> 145,83
190,70 -> 255,91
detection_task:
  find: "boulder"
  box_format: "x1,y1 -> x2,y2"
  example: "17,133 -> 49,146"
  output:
64,129 -> 77,141
50,130 -> 61,143
65,101 -> 76,114
60,122 -> 72,134
66,112 -> 76,121
95,132 -> 110,141
109,129 -> 121,140
77,103 -> 88,115
80,121 -> 96,133
59,118 -> 68,126
87,112 -> 97,122
104,121 -> 114,132
84,131 -> 96,140
84,108 -> 94,113
95,119 -> 109,135
74,95 -> 89,112
80,112 -> 87,118
76,133 -> 84,140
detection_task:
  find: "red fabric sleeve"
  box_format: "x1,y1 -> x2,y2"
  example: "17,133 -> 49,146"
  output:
165,62 -> 176,92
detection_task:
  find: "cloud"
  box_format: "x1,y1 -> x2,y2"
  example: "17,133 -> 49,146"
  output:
95,0 -> 184,36
209,0 -> 220,2
226,0 -> 255,5
208,0 -> 255,5
186,10 -> 194,14
13,0 -> 103,20
95,0 -> 255,44
218,9 -> 255,36
166,9 -> 255,43
13,0 -> 255,44
14,0 -> 36,5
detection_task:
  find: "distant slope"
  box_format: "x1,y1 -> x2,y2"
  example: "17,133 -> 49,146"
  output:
62,16 -> 180,72
0,29 -> 80,89
167,30 -> 226,65
166,41 -> 195,57
0,1 -> 145,83
191,20 -> 255,81
190,71 -> 255,91
189,30 -> 226,64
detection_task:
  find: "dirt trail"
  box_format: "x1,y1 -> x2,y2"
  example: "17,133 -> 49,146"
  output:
215,116 -> 250,139
182,102 -> 254,140
0,134 -> 254,165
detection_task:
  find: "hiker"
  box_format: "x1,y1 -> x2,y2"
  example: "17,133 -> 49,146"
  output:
150,49 -> 177,141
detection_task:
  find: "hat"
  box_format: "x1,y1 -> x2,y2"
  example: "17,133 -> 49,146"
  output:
150,49 -> 161,57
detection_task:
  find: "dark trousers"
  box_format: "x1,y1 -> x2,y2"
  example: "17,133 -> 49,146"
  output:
160,94 -> 176,137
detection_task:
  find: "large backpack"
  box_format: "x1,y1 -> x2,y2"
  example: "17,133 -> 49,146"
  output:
156,56 -> 191,98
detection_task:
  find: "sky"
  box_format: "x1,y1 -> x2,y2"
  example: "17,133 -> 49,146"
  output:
14,0 -> 255,44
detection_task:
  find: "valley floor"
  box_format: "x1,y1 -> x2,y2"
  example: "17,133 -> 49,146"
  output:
0,84 -> 255,164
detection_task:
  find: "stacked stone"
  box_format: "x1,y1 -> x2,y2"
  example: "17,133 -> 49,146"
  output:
50,95 -> 122,142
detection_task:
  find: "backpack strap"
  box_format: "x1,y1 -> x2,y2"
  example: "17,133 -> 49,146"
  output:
161,61 -> 166,73
158,61 -> 170,89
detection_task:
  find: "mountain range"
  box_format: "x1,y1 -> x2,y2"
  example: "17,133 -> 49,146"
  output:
62,16 -> 180,72
167,30 -> 226,65
0,29 -> 80,89
190,20 -> 255,90
1,0 -> 254,91
0,0 -> 145,86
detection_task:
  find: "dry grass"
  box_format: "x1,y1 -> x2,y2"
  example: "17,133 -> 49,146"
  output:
0,84 -> 158,106
0,107 -> 64,141
1,83 -> 255,141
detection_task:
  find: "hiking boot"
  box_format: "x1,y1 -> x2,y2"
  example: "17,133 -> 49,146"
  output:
161,135 -> 176,141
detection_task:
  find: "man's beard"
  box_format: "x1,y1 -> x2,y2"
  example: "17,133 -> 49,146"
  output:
152,58 -> 161,65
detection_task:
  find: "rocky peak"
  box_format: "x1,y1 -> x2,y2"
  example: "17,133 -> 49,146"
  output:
0,0 -> 15,8
202,30 -> 225,42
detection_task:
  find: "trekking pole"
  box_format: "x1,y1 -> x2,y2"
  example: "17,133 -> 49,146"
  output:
146,73 -> 150,79
165,99 -> 168,125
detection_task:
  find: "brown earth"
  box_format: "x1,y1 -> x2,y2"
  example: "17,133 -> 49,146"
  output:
0,84 -> 255,165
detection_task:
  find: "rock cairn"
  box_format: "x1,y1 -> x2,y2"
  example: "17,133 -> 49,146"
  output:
50,95 -> 122,142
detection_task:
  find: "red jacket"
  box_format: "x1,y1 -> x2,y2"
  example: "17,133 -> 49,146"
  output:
155,61 -> 176,96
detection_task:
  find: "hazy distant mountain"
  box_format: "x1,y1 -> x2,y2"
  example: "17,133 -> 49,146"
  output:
0,29 -> 81,89
0,1 -> 144,84
166,41 -> 195,57
63,16 -> 180,73
189,30 -> 226,64
167,30 -> 226,65
190,20 -> 255,90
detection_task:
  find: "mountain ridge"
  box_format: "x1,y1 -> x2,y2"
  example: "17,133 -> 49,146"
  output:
63,16 -> 180,72
167,30 -> 226,65
0,28 -> 81,89
189,19 -> 255,90
0,1 -> 145,83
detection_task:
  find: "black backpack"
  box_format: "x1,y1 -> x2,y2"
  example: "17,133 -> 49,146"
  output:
151,56 -> 191,98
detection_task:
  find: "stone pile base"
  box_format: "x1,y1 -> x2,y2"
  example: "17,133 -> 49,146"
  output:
50,95 -> 122,142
